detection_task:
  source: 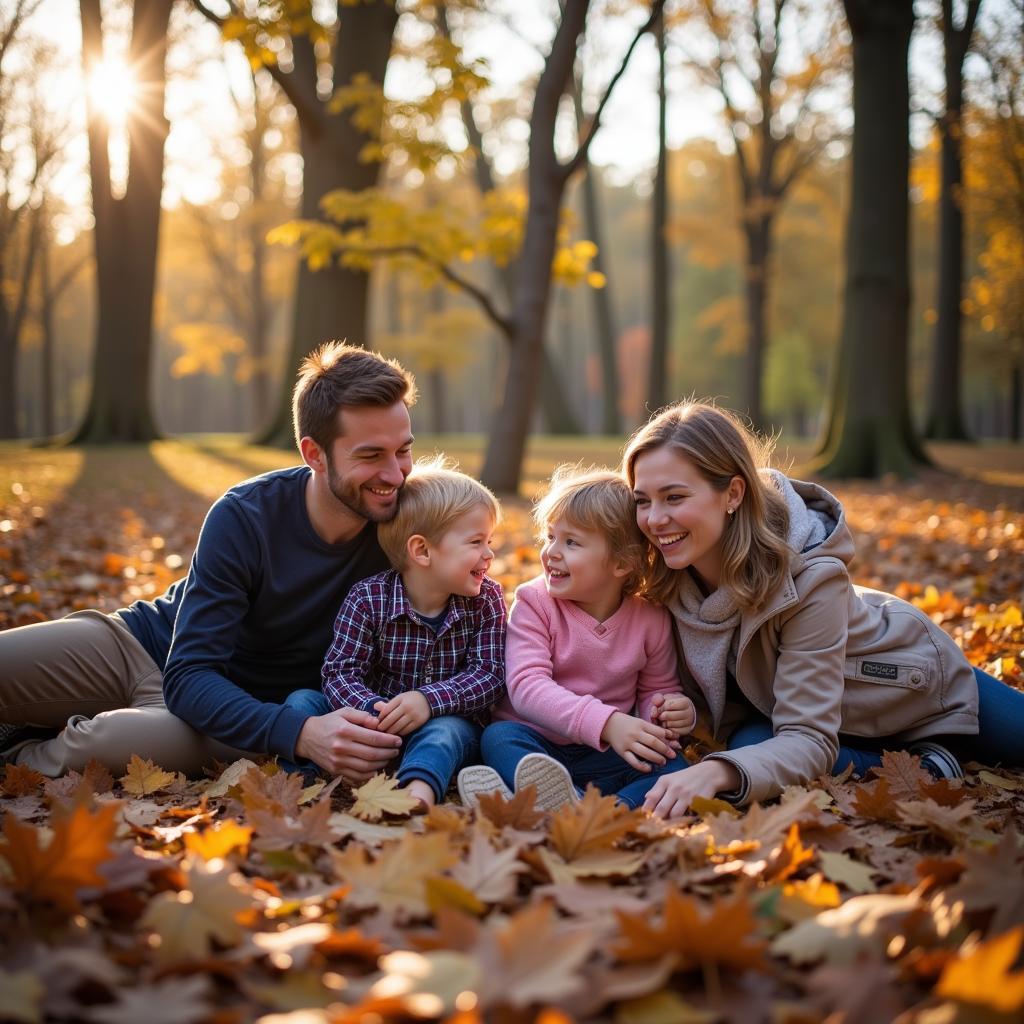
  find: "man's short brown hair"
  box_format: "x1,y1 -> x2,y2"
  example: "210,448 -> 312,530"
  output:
292,341 -> 417,450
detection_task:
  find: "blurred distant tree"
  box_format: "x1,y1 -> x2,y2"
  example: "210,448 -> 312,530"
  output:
675,0 -> 847,428
75,0 -> 173,443
814,0 -> 925,477
964,1 -> 1024,439
0,1 -> 53,438
648,10 -> 670,415
923,0 -> 983,441
181,66 -> 293,434
194,0 -> 398,445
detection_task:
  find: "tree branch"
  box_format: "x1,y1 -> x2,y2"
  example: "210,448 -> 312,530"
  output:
562,0 -> 666,179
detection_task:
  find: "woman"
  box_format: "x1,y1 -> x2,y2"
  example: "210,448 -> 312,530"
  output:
624,401 -> 1024,818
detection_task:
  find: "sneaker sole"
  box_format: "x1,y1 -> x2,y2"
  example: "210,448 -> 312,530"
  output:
911,741 -> 965,780
456,765 -> 512,806
514,753 -> 579,812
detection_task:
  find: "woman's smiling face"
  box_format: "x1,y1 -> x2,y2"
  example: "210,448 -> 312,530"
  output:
631,446 -> 740,589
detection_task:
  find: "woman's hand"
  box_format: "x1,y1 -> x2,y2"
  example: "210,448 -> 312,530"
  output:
374,691 -> 431,736
648,692 -> 698,737
642,758 -> 742,818
601,711 -> 677,772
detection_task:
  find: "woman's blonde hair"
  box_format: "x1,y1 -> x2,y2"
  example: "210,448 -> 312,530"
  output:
534,466 -> 648,598
378,456 -> 500,570
622,401 -> 791,610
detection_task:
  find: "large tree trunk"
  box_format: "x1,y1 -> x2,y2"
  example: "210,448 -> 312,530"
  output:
813,0 -> 926,478
74,0 -> 171,443
479,0 -> 590,492
259,2 -> 398,446
741,216 -> 771,429
0,260 -> 16,438
647,12 -> 670,416
924,0 -> 981,441
247,79 -> 270,432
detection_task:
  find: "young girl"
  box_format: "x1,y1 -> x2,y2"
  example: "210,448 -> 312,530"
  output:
458,468 -> 696,811
625,400 -> 1024,818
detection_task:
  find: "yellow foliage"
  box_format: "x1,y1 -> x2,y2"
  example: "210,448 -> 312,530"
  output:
169,323 -> 248,379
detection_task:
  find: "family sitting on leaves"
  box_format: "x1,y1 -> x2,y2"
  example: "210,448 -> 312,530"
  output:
2,343 -> 1022,813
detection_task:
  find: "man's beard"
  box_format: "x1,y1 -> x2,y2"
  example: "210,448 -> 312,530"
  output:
325,459 -> 400,524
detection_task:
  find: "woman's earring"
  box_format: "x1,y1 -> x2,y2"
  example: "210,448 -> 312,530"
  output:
727,507 -> 735,517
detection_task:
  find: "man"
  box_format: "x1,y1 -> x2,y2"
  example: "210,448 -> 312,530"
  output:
0,342 -> 415,781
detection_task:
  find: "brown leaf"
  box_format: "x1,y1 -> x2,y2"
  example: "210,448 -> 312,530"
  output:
476,784 -> 546,830
895,798 -> 977,841
872,749 -> 933,801
850,778 -> 901,822
249,795 -> 335,850
449,829 -> 527,905
614,888 -> 767,973
1,763 -> 44,796
237,763 -> 303,814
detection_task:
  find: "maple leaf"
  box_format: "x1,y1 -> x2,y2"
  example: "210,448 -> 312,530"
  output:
805,958 -> 905,1024
182,819 -> 253,861
763,823 -> 816,883
237,763 -> 304,813
895,798 -> 978,842
425,875 -> 487,917
0,800 -> 118,912
84,976 -> 212,1024
139,856 -> 250,963
448,830 -> 527,905
1,763 -> 44,796
476,785 -> 546,830
316,926 -> 389,963
946,830 -> 1024,933
249,796 -> 336,850
873,749 -> 933,801
936,926 -> 1024,1013
850,777 -> 901,822
118,754 -> 177,796
776,873 -> 842,924
614,888 -> 767,973
475,900 -> 596,1009
817,851 -> 878,894
330,831 -> 458,915
202,757 -> 262,798
350,773 -> 421,821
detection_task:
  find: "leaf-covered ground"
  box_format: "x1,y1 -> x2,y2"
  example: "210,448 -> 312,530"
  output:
0,439 -> 1022,1024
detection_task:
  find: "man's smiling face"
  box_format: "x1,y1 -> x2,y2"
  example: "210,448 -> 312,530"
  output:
323,402 -> 414,523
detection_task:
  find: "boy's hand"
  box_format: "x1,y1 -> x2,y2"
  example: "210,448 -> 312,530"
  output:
648,693 -> 697,738
374,691 -> 431,736
600,711 -> 677,773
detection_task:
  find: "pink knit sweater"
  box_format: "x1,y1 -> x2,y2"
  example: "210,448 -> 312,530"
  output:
491,575 -> 681,749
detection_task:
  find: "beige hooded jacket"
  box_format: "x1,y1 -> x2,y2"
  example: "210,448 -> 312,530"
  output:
666,473 -> 979,804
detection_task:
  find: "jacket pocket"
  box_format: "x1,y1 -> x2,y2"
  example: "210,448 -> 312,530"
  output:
844,657 -> 930,690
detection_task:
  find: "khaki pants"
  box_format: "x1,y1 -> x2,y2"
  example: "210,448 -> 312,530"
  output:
0,610 -> 251,777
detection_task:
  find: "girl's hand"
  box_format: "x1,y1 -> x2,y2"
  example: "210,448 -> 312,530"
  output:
374,691 -> 431,736
642,759 -> 742,818
601,711 -> 677,772
649,693 -> 698,738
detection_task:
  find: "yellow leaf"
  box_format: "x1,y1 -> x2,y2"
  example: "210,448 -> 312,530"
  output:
691,795 -> 742,818
140,857 -> 250,963
0,969 -> 44,1023
818,851 -> 878,894
119,754 -> 177,796
424,875 -> 487,917
183,819 -> 253,861
936,926 -> 1024,1012
350,773 -> 421,821
615,990 -> 717,1024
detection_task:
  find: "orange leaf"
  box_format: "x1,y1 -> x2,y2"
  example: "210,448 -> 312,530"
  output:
936,926 -> 1024,1013
476,785 -> 545,830
851,778 -> 900,822
1,763 -> 45,796
0,801 -> 118,912
183,819 -> 253,861
764,823 -> 816,883
614,888 -> 767,973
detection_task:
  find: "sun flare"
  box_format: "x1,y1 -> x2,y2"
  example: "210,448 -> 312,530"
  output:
87,58 -> 137,125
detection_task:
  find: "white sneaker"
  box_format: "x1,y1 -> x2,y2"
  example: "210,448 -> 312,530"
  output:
457,764 -> 512,807
514,753 -> 580,812
909,740 -> 964,780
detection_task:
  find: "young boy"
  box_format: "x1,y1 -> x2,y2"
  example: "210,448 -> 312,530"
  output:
284,459 -> 506,808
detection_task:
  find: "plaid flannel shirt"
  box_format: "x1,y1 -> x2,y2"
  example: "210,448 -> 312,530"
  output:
321,569 -> 507,717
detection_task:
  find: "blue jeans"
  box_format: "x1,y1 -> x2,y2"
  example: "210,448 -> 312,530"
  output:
481,720 -> 689,809
727,667 -> 1024,777
280,689 -> 481,801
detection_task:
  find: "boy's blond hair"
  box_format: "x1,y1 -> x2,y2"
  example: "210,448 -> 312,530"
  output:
534,466 -> 647,597
378,456 -> 500,571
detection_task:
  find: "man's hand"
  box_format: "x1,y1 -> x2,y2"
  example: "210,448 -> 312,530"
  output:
648,692 -> 698,738
374,690 -> 431,736
600,711 -> 677,772
642,759 -> 742,818
294,707 -> 401,783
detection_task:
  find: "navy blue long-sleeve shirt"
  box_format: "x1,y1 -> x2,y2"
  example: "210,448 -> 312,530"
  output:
117,466 -> 390,757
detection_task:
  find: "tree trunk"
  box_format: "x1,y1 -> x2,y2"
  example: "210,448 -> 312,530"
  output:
74,0 -> 172,444
647,12 -> 670,415
0,260 -> 16,438
1011,357 -> 1022,443
259,1 -> 398,446
924,0 -> 980,441
40,223 -> 55,440
813,0 -> 926,478
247,75 -> 270,434
479,0 -> 590,492
742,217 -> 771,429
